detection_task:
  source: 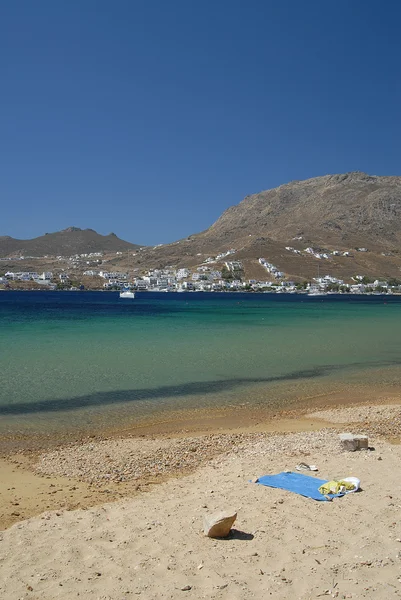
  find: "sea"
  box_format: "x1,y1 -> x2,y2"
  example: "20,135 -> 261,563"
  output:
1,291 -> 401,441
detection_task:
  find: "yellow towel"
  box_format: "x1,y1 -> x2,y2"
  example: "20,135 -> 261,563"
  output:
318,480 -> 356,495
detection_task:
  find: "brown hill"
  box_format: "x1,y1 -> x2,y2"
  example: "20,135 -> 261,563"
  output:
118,172 -> 401,281
0,227 -> 141,257
203,171 -> 401,249
3,172 -> 401,282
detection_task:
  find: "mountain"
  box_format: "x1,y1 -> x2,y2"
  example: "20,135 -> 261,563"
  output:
118,172 -> 401,281
3,172 -> 401,281
202,171 -> 401,249
0,227 -> 141,257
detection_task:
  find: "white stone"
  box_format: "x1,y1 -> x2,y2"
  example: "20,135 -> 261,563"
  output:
203,510 -> 237,538
339,433 -> 368,452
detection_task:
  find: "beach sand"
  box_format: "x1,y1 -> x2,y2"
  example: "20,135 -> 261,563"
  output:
1,404 -> 401,599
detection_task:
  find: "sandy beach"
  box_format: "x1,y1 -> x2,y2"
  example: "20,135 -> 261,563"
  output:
1,403 -> 401,599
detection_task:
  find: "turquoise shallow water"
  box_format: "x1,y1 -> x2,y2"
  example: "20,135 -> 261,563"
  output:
1,291 -> 401,436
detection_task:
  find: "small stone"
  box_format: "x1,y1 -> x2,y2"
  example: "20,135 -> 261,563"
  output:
181,585 -> 191,591
339,433 -> 368,452
203,510 -> 237,538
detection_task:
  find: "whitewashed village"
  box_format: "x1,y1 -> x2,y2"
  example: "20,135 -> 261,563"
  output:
1,244 -> 400,295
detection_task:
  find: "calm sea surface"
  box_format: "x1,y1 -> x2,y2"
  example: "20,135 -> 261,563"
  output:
1,291 -> 401,437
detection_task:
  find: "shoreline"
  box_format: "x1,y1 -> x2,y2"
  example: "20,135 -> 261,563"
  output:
2,381 -> 401,454
1,395 -> 400,532
3,287 -> 401,296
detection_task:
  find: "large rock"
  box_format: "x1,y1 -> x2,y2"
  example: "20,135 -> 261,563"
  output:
203,510 -> 237,538
339,433 -> 368,452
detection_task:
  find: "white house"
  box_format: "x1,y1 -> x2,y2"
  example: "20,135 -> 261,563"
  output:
142,276 -> 157,286
176,268 -> 190,279
135,279 -> 148,290
373,280 -> 388,288
39,272 -> 53,280
99,271 -> 127,280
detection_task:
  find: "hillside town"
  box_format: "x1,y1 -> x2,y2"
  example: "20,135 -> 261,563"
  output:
1,246 -> 401,295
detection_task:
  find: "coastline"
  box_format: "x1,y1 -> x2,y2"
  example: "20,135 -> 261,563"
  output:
2,379 -> 401,452
1,393 -> 400,531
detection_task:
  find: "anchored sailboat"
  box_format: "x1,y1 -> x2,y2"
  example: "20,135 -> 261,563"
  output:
119,286 -> 135,299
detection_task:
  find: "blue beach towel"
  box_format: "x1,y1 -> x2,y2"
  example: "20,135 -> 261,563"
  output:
256,471 -> 345,501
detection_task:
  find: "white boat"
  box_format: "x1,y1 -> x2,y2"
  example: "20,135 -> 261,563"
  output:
119,289 -> 135,299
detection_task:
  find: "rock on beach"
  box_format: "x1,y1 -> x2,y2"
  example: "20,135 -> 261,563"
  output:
203,510 -> 237,538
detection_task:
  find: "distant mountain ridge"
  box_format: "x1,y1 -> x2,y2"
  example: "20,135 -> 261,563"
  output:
0,227 -> 140,257
3,172 -> 401,280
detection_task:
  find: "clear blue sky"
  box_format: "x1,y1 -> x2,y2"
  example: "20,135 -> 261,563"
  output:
1,1 -> 400,245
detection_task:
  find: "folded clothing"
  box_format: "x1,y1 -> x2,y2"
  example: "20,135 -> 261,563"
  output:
318,477 -> 360,495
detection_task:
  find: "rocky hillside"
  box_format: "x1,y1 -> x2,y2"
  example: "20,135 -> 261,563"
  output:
0,227 -> 141,257
118,172 -> 401,281
203,171 -> 401,249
